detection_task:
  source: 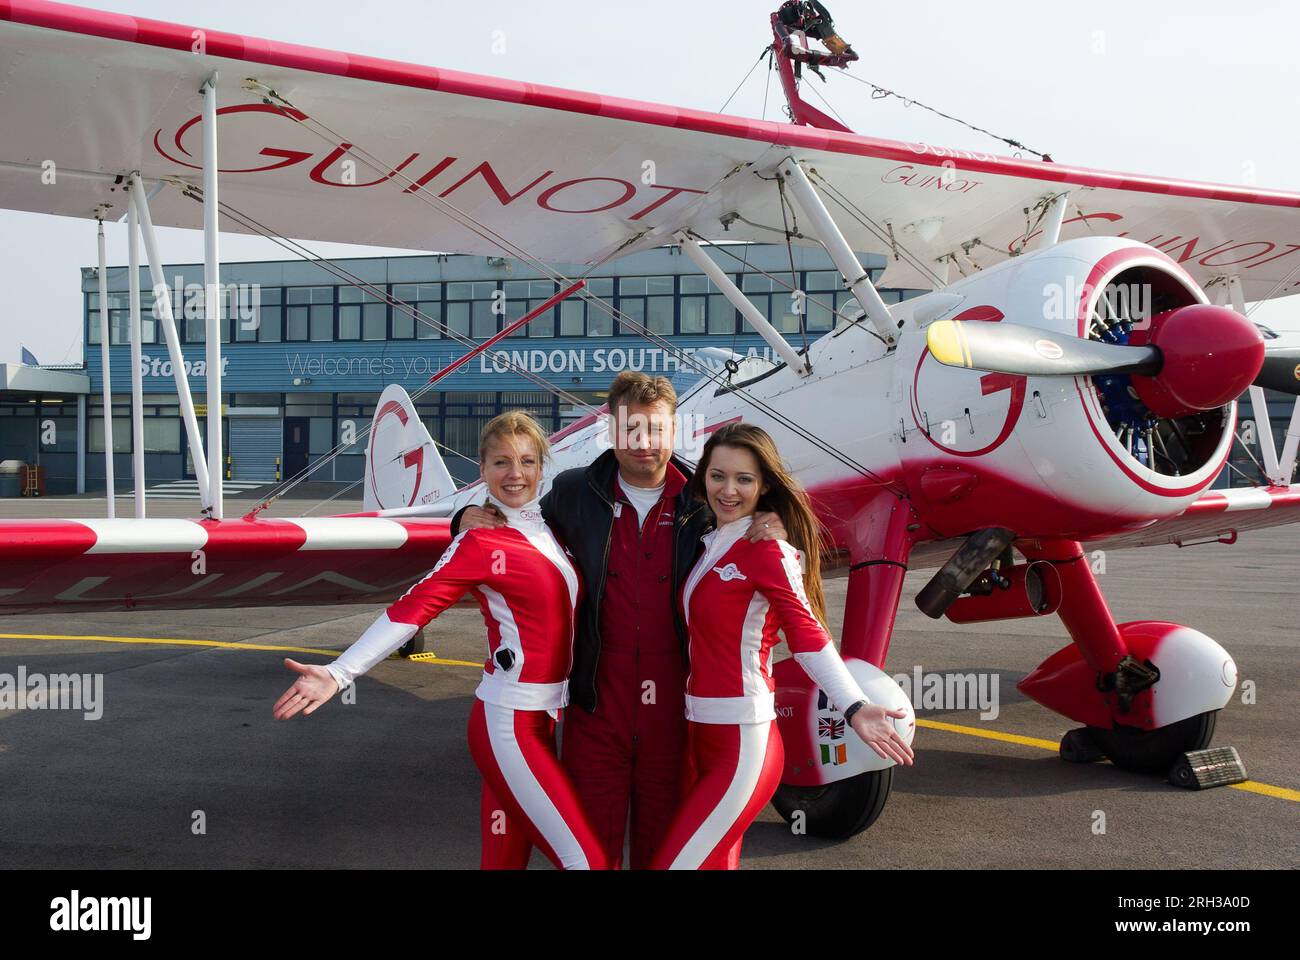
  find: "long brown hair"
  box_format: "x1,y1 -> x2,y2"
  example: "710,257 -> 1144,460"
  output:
689,423 -> 831,630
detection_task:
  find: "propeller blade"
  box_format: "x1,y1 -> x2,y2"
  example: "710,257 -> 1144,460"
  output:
926,319 -> 1162,378
1255,349 -> 1300,395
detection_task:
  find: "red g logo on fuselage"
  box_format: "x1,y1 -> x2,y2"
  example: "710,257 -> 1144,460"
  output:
911,306 -> 1026,458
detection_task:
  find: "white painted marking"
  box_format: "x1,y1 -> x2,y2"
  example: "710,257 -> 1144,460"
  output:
80,518 -> 209,554
284,518 -> 409,550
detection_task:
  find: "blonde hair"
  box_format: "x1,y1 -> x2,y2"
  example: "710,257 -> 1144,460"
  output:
689,422 -> 831,630
607,371 -> 677,415
478,410 -> 551,464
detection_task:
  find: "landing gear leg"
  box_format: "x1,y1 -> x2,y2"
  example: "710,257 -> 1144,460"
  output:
1018,540 -> 1220,772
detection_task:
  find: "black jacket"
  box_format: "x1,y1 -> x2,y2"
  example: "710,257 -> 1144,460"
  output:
450,449 -> 713,712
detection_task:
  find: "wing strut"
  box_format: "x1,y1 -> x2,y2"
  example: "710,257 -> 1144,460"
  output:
1033,192 -> 1071,251
130,174 -> 211,513
94,216 -> 116,518
126,185 -> 146,517
1228,274 -> 1299,486
202,73 -> 224,520
675,232 -> 811,376
778,159 -> 900,346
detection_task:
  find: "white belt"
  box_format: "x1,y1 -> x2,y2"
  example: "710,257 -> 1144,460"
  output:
475,671 -> 569,711
684,691 -> 776,724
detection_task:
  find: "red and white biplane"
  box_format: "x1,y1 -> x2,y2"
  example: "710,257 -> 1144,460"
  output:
1,0 -> 1298,837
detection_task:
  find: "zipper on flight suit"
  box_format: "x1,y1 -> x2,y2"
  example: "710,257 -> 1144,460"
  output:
584,471 -> 615,713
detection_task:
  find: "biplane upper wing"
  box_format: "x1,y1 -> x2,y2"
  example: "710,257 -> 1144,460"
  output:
1084,486 -> 1300,551
1,0 -> 1299,301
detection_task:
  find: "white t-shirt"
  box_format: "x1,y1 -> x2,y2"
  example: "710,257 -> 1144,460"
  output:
617,476 -> 666,529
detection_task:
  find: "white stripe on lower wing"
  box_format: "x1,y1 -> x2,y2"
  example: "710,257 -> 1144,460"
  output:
80,518 -> 208,554
284,517 -> 409,550
1220,489 -> 1276,512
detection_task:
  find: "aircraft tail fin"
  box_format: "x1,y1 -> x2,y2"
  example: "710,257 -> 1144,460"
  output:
363,384 -> 455,512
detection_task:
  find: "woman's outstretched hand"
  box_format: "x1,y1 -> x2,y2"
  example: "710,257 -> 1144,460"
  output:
273,658 -> 341,719
849,704 -> 915,766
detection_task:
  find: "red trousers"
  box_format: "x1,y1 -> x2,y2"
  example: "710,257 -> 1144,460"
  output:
467,698 -> 607,870
649,720 -> 784,870
560,644 -> 687,869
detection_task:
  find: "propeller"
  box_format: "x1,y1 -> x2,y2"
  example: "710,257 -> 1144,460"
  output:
926,304 -> 1270,414
1253,327 -> 1300,396
926,317 -> 1161,378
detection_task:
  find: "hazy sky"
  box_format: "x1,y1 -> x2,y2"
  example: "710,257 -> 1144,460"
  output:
3,0 -> 1298,364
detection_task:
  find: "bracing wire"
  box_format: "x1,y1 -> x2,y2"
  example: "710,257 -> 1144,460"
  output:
239,86 -> 906,494
835,71 -> 1054,161
718,49 -> 771,114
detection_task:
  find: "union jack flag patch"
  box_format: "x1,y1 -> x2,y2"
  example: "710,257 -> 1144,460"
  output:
818,716 -> 845,740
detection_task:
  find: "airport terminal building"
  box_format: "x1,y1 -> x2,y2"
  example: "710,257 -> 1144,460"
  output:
63,243 -> 913,493
0,242 -> 1292,496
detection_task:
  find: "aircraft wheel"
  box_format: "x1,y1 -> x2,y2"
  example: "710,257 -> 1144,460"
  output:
1086,710 -> 1217,774
398,629 -> 427,658
771,768 -> 893,839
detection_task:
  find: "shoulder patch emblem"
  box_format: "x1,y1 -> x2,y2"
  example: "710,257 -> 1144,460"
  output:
713,562 -> 747,582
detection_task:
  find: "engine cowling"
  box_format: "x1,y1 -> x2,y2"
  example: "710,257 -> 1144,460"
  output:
893,236 -> 1240,540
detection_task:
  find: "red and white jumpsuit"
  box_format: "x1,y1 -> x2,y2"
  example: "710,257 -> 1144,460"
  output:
650,513 -> 869,870
326,497 -> 607,870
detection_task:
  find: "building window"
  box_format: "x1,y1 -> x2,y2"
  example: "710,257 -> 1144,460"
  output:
804,270 -> 847,333
447,281 -> 499,340
186,285 -> 266,344
38,414 -> 78,453
242,287 -> 282,343
339,286 -> 388,341
87,395 -> 135,457
442,391 -> 499,461
392,283 -> 442,339
559,299 -> 584,337
89,417 -> 132,454
286,286 -> 334,341
143,418 -> 181,454
503,280 -> 557,338
680,275 -> 737,335
617,276 -> 674,335
87,291 -> 157,345
584,278 -> 615,336
737,273 -> 792,334
500,391 -> 558,433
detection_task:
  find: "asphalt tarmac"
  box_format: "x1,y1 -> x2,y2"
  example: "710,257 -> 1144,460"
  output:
1,488 -> 1296,869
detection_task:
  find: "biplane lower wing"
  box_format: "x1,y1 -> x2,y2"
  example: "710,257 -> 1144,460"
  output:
1084,485 -> 1300,551
0,516 -> 454,615
0,1 -> 1298,300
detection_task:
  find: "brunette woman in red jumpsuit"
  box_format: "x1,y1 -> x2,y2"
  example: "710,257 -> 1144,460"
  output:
651,423 -> 914,869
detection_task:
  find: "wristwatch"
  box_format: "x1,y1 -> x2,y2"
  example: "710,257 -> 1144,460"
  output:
843,699 -> 868,722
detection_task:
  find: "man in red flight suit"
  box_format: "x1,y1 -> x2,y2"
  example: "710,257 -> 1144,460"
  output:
454,372 -> 785,868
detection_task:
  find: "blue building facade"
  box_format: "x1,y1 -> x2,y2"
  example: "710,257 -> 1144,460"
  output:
78,244 -> 911,488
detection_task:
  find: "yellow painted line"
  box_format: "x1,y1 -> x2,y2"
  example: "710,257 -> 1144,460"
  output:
917,717 -> 1061,751
0,631 -> 481,668
1230,780 -> 1300,802
915,717 -> 1298,803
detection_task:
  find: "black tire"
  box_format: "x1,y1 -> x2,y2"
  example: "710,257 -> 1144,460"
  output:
771,768 -> 893,839
1087,710 -> 1217,774
1060,727 -> 1106,764
397,629 -> 427,658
